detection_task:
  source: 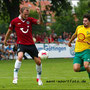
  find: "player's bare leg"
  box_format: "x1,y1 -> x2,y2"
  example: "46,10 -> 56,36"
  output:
73,63 -> 86,72
34,57 -> 43,85
84,62 -> 90,79
13,52 -> 23,84
73,64 -> 81,72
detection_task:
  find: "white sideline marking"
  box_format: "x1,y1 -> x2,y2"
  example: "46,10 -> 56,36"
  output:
0,77 -> 48,79
0,77 -> 88,79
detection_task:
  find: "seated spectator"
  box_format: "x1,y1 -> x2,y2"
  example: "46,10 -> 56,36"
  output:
0,49 -> 7,60
58,35 -> 64,44
32,34 -> 36,43
48,35 -> 54,43
53,36 -> 59,44
44,36 -> 49,43
6,45 -> 15,59
64,38 -> 69,45
36,34 -> 41,43
1,33 -> 5,43
40,34 -> 45,43
0,44 -> 7,60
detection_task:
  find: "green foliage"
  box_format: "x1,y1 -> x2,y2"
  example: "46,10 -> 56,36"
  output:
50,0 -> 72,16
29,10 -> 46,34
0,22 -> 9,33
74,0 -> 90,25
51,10 -> 76,35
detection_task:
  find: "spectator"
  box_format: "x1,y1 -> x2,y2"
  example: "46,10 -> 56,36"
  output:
6,45 -> 15,59
1,33 -> 5,43
0,44 -> 7,60
44,36 -> 49,43
32,34 -> 36,43
40,34 -> 44,43
49,35 -> 54,43
36,34 -> 41,43
58,35 -> 64,44
51,30 -> 57,37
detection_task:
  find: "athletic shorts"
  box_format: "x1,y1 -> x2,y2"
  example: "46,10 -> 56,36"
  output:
73,49 -> 90,64
17,44 -> 38,59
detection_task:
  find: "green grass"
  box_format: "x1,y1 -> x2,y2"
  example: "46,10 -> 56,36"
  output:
0,58 -> 90,90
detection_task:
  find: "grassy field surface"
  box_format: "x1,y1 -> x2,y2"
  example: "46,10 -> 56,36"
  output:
0,58 -> 90,90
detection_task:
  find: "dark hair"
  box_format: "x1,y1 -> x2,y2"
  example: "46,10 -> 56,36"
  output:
83,14 -> 90,21
20,7 -> 29,13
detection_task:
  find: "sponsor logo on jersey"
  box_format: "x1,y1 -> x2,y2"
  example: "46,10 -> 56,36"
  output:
26,21 -> 30,24
18,23 -> 21,25
20,28 -> 29,33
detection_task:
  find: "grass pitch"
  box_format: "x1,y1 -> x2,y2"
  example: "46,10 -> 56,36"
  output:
0,58 -> 90,90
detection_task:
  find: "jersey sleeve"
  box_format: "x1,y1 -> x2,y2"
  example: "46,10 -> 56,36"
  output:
29,17 -> 38,25
9,19 -> 15,30
73,26 -> 80,35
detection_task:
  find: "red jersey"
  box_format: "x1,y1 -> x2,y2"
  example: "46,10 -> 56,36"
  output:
9,15 -> 38,45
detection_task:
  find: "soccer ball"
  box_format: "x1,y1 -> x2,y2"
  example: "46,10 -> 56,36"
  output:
38,50 -> 48,59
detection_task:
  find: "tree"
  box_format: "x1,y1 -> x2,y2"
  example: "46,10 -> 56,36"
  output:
0,0 -> 72,21
51,10 -> 76,35
30,10 -> 46,34
74,0 -> 90,25
49,0 -> 72,16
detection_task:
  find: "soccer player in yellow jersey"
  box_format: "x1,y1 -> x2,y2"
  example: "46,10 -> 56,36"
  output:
68,14 -> 90,78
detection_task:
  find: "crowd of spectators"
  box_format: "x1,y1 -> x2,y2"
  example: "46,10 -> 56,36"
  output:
0,30 -> 75,60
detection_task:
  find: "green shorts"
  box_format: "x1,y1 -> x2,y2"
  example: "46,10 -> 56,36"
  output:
73,49 -> 90,65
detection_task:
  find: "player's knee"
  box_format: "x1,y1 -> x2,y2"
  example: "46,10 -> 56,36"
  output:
73,67 -> 80,72
18,56 -> 23,61
37,60 -> 41,65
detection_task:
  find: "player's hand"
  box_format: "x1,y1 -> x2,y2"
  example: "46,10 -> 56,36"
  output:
36,7 -> 40,14
68,42 -> 72,47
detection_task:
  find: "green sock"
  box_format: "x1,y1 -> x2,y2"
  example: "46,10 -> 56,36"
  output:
79,66 -> 86,72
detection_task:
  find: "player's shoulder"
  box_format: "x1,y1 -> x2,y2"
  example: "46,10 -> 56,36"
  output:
77,25 -> 84,29
11,17 -> 19,22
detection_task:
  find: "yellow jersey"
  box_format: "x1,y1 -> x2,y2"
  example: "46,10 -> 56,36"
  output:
74,25 -> 90,52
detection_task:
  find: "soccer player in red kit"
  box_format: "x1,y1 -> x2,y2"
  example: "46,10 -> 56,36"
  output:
4,7 -> 43,85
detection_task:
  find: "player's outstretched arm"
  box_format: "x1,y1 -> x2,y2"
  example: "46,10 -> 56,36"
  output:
68,34 -> 77,47
4,29 -> 12,46
36,7 -> 44,25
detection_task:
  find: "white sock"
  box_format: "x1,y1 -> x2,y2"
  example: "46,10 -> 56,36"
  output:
36,64 -> 42,79
14,60 -> 21,79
